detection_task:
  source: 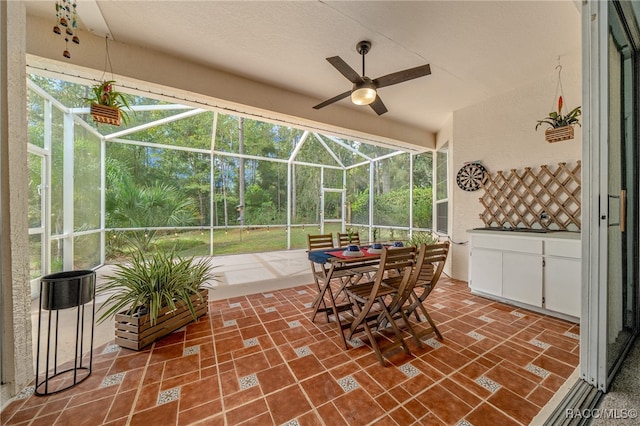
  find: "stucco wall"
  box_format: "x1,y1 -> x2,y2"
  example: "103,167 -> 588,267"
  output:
449,60 -> 582,281
1,0 -> 33,404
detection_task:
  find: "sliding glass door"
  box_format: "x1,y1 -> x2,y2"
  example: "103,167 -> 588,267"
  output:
583,0 -> 639,392
605,0 -> 639,385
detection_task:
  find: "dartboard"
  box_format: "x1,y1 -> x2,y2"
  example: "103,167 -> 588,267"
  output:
456,163 -> 487,191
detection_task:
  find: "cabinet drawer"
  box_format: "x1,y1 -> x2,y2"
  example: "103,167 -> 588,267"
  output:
545,240 -> 581,258
472,235 -> 542,254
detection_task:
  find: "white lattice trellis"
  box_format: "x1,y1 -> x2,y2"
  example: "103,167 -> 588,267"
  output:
479,161 -> 581,231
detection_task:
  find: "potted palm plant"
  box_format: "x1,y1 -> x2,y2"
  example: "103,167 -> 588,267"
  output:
84,80 -> 132,126
535,96 -> 581,143
97,248 -> 214,350
407,231 -> 439,247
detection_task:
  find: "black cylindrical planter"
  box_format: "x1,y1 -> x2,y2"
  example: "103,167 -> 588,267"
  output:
41,270 -> 95,310
35,270 -> 96,396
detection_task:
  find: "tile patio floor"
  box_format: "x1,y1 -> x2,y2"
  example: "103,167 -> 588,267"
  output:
3,277 -> 580,425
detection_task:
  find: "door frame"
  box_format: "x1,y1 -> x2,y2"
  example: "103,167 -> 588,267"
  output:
582,0 -> 640,392
320,187 -> 345,234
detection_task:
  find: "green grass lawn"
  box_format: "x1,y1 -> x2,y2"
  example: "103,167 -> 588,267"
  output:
106,223 -> 363,260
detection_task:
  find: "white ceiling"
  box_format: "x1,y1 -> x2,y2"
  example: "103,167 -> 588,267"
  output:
25,0 -> 582,134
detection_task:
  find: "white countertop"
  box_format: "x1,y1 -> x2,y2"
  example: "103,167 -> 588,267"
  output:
467,228 -> 581,240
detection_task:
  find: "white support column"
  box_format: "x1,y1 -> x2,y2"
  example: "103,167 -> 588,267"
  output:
44,100 -> 52,150
63,113 -> 74,270
210,112 -> 218,256
44,100 -> 52,274
39,157 -> 46,278
432,151 -> 437,232
100,136 -> 106,265
287,162 -> 292,249
287,131 -> 308,248
409,154 -> 414,239
320,167 -> 325,234
342,168 -> 346,234
369,161 -> 374,235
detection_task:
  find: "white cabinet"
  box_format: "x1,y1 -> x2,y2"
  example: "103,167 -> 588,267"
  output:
502,252 -> 543,307
469,234 -> 543,305
469,231 -> 580,319
469,248 -> 502,297
543,240 -> 581,318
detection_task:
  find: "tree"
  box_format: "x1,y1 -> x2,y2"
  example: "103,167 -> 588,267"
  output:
105,166 -> 198,252
27,73 -> 437,261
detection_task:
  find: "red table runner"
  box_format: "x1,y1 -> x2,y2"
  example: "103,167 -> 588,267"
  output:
326,247 -> 379,259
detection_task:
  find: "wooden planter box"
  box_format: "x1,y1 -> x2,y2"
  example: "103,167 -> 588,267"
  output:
90,103 -> 122,126
545,125 -> 574,143
114,289 -> 208,350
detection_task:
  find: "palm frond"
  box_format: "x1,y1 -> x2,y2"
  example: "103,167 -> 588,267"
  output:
97,249 -> 215,325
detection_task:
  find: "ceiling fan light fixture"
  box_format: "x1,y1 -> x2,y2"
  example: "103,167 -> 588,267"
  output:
314,40 -> 430,115
351,78 -> 377,105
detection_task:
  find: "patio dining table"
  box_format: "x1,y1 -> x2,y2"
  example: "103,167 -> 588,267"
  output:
307,246 -> 382,348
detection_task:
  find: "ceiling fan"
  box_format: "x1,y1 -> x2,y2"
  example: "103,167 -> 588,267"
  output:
313,40 -> 431,116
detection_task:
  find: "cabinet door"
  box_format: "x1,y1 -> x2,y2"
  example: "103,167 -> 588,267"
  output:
502,252 -> 543,307
544,257 -> 581,318
470,249 -> 502,296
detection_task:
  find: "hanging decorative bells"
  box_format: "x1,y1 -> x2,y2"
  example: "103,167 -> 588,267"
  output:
53,0 -> 79,59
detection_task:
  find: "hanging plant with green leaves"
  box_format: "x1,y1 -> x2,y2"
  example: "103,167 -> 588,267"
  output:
82,37 -> 133,126
536,63 -> 581,143
83,80 -> 132,126
535,96 -> 581,131
85,80 -> 130,109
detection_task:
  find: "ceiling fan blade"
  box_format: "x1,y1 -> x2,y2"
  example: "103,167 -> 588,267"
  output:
326,56 -> 363,84
372,64 -> 431,89
313,90 -> 352,110
369,96 -> 388,115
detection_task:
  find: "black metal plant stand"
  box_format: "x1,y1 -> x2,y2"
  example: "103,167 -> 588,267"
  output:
35,270 -> 96,396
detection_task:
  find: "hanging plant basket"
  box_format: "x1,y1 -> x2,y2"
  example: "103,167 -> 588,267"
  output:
536,64 -> 581,144
545,125 -> 574,143
90,103 -> 122,126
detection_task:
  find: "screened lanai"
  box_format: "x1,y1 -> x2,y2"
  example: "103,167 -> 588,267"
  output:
27,73 -> 444,297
